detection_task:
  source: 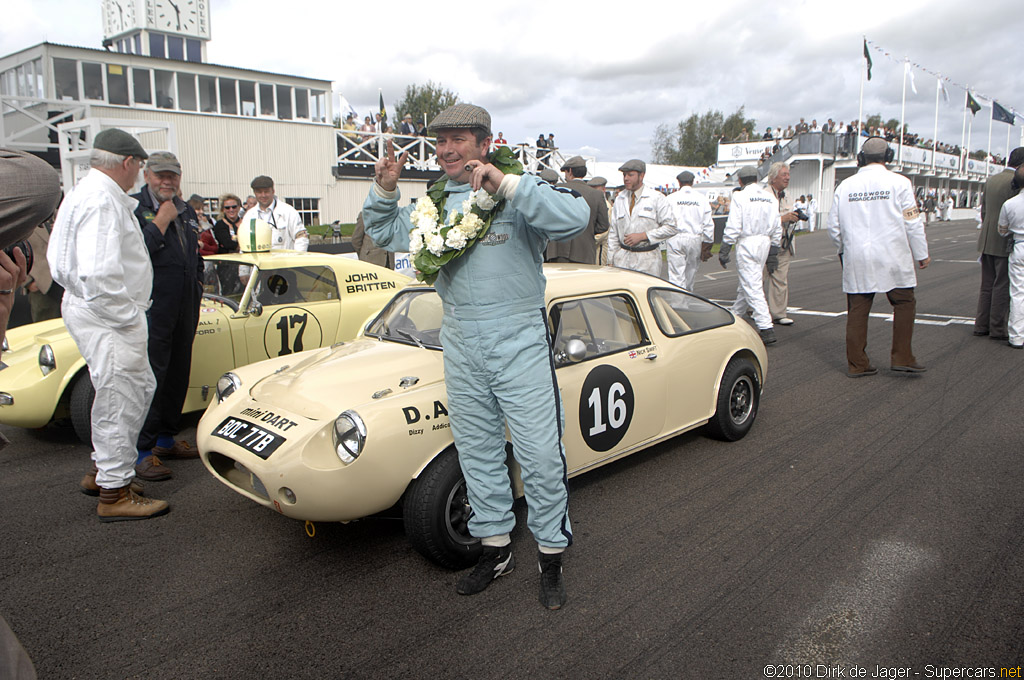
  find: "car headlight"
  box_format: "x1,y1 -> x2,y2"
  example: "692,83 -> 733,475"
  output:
215,372 -> 241,403
333,410 -> 365,464
2,336 -> 8,352
38,344 -> 56,376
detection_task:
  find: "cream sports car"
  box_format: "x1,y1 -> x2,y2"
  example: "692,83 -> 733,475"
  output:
198,265 -> 768,568
0,251 -> 408,442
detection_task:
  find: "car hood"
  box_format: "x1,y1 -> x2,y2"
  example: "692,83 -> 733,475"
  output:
4,318 -> 68,351
248,338 -> 445,420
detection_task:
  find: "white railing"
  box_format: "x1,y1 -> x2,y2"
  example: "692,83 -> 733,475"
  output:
334,130 -> 567,174
0,95 -> 91,152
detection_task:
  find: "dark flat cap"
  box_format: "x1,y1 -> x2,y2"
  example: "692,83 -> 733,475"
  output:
428,103 -> 491,135
676,171 -> 695,185
587,176 -> 608,187
618,159 -> 646,173
146,151 -> 181,175
250,175 -> 274,190
736,165 -> 759,181
862,137 -> 889,157
0,148 -> 62,249
94,128 -> 148,159
539,168 -> 560,184
560,155 -> 587,171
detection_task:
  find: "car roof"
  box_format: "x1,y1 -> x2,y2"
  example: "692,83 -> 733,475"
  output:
207,251 -> 407,276
541,263 -> 676,298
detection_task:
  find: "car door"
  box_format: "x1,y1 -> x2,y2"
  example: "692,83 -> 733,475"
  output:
244,264 -> 343,361
549,292 -> 667,475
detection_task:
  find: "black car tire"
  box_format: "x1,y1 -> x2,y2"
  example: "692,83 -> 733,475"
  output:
69,371 -> 94,445
705,357 -> 759,441
403,448 -> 481,569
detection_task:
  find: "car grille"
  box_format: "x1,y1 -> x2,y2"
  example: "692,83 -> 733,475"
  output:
207,451 -> 269,500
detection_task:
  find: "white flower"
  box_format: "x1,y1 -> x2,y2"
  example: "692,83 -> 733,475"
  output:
447,209 -> 459,226
445,229 -> 468,250
427,233 -> 446,256
472,190 -> 497,211
410,200 -> 439,230
408,229 -> 424,255
462,198 -> 474,215
459,211 -> 484,239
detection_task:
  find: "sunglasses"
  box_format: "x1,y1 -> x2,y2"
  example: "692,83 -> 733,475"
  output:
223,204 -> 240,209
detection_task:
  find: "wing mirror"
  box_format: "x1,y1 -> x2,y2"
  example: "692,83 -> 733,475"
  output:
248,300 -> 263,317
555,338 -> 587,366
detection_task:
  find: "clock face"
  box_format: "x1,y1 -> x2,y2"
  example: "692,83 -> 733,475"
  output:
146,0 -> 209,38
103,0 -> 138,38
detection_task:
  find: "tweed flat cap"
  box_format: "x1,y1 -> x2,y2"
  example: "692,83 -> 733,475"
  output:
93,128 -> 147,159
560,155 -> 587,171
618,159 -> 646,173
861,137 -> 889,156
676,171 -> 696,185
250,175 -> 274,190
587,176 -> 608,187
0,148 -> 62,249
539,168 -> 560,184
736,165 -> 759,181
146,151 -> 181,175
428,103 -> 491,135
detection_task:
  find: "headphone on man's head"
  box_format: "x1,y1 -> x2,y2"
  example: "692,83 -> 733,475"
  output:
857,136 -> 896,167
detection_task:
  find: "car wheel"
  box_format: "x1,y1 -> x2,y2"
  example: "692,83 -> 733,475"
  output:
403,448 -> 481,569
705,357 -> 760,442
69,371 -> 94,445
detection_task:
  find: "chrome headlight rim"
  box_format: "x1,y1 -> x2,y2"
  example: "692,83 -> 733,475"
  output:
215,372 -> 242,403
333,410 -> 366,464
2,336 -> 9,352
38,344 -> 56,376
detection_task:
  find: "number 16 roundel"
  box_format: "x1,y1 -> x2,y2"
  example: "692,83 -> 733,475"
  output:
579,365 -> 634,452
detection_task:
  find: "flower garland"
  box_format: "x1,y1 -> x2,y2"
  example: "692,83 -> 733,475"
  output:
408,145 -> 523,284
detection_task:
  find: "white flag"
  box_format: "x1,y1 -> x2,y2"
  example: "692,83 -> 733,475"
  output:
938,79 -> 949,104
906,61 -> 918,95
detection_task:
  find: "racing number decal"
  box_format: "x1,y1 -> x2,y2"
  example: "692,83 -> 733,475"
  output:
579,365 -> 634,452
263,307 -> 324,358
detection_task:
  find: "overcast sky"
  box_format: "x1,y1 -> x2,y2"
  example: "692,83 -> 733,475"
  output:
5,0 -> 1022,163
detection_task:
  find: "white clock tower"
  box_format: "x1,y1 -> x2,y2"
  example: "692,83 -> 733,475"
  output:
102,0 -> 211,62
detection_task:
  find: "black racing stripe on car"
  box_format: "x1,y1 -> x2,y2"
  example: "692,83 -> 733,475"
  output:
541,307 -> 573,547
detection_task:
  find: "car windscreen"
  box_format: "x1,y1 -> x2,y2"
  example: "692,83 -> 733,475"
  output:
202,261 -> 252,309
365,289 -> 443,349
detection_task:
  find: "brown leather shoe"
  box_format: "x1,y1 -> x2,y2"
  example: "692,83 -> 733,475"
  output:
80,468 -> 143,496
891,363 -> 927,373
97,485 -> 169,522
135,454 -> 173,481
152,440 -> 199,460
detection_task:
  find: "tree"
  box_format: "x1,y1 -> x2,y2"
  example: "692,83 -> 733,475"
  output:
394,82 -> 460,130
651,106 -> 757,166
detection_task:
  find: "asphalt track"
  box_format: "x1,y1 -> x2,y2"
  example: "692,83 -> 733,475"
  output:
2,218 -> 1022,679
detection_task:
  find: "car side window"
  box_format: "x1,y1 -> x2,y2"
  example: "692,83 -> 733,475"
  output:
648,288 -> 733,337
257,266 -> 339,305
549,294 -> 647,364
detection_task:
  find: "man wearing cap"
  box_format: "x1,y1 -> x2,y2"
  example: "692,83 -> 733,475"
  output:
588,177 -> 612,264
363,103 -> 589,610
665,170 -> 714,290
719,165 -> 781,345
608,159 -> 677,277
242,176 -> 308,251
48,129 -> 169,520
546,156 -> 608,265
131,151 -> 204,480
827,137 -> 930,377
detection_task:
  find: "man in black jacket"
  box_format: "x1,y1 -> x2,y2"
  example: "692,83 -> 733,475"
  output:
132,151 -> 204,481
546,155 -> 608,264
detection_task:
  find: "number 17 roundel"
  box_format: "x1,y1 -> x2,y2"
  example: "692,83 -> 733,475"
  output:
579,365 -> 634,452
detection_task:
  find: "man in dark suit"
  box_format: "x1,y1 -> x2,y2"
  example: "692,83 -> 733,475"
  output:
132,151 -> 204,481
546,155 -> 609,264
974,147 -> 1024,340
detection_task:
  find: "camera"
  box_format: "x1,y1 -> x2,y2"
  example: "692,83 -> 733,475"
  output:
3,240 -> 33,274
793,208 -> 810,222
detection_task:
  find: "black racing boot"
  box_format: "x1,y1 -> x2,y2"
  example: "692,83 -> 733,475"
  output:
759,327 -> 777,345
538,551 -> 567,610
456,545 -> 515,596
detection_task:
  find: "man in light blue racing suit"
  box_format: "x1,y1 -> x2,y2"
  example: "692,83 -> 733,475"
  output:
363,103 -> 589,609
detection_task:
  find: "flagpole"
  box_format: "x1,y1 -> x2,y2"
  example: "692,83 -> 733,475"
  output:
966,100 -> 974,177
932,76 -> 940,173
987,100 -> 994,176
857,37 -> 866,142
1006,124 -> 1012,165
899,58 -> 908,165
959,86 -> 968,175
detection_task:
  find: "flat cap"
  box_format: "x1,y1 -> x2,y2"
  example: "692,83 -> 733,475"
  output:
250,175 -> 274,190
736,165 -> 759,181
428,103 -> 491,135
587,176 -> 608,187
146,151 -> 181,175
862,137 -> 889,157
560,155 -> 587,171
93,128 -> 147,159
539,168 -> 560,184
676,170 -> 695,185
0,148 -> 62,249
618,159 -> 646,173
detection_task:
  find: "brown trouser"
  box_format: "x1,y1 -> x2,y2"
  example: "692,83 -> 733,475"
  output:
846,288 -> 917,372
975,254 -> 1009,338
